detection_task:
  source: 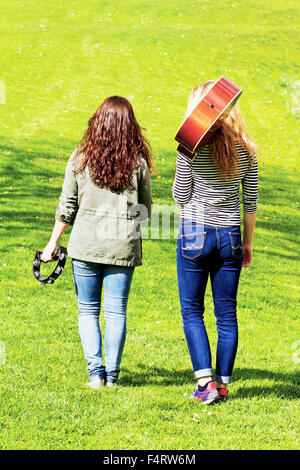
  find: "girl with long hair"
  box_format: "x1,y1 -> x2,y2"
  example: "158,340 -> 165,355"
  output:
41,96 -> 153,388
173,80 -> 258,404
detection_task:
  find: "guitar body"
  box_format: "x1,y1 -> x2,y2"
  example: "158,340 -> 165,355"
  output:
175,76 -> 242,160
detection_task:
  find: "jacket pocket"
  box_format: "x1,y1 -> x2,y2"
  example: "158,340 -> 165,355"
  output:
181,231 -> 207,260
228,232 -> 243,259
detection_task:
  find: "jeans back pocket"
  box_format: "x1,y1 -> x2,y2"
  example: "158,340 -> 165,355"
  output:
181,231 -> 207,260
228,232 -> 243,259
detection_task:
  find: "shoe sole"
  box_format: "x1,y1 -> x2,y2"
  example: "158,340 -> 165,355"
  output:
193,389 -> 220,405
87,380 -> 105,389
205,395 -> 220,405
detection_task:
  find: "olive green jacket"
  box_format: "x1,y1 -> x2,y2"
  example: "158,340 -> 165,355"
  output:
55,149 -> 152,266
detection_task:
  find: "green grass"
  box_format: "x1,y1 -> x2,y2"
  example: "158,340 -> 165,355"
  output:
0,0 -> 299,450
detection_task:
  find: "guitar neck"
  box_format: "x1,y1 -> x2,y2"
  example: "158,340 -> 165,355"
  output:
177,144 -> 196,160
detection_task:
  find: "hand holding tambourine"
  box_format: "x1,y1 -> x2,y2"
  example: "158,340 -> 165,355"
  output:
33,245 -> 68,286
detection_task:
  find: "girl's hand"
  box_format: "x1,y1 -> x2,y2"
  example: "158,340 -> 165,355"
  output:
242,244 -> 252,267
41,240 -> 57,262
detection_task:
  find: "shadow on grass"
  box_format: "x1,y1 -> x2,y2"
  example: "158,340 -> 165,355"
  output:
1,142 -> 299,238
233,368 -> 300,400
120,365 -> 300,400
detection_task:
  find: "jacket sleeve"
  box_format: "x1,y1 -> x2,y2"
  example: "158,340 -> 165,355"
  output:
138,158 -> 152,219
172,152 -> 193,205
55,151 -> 79,225
242,155 -> 258,213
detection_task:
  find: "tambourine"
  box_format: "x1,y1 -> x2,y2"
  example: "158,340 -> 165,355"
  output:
33,246 -> 68,286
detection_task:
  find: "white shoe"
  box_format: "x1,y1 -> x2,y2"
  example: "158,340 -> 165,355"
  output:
87,377 -> 105,389
106,381 -> 117,388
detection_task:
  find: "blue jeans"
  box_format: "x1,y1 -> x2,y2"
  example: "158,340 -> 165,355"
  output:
72,259 -> 134,383
176,220 -> 243,384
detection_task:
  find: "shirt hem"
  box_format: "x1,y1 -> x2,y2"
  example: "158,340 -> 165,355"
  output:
66,250 -> 141,267
180,215 -> 241,227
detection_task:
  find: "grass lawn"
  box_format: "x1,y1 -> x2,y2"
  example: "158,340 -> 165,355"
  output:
0,0 -> 299,450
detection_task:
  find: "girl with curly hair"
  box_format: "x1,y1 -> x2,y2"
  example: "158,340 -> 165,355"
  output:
41,96 -> 153,388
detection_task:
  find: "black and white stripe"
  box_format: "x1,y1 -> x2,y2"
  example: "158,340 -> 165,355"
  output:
172,143 -> 258,226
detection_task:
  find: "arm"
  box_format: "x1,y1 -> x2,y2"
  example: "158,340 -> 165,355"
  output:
241,157 -> 258,267
41,151 -> 79,262
55,151 -> 79,225
243,212 -> 256,245
138,159 -> 152,219
172,152 -> 193,205
41,220 -> 69,262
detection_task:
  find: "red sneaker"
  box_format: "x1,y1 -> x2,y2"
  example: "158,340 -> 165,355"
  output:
217,387 -> 228,401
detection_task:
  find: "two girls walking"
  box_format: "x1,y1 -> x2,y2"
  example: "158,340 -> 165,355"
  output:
41,84 -> 258,403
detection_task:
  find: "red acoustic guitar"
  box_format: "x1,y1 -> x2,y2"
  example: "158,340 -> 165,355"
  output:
175,76 -> 242,160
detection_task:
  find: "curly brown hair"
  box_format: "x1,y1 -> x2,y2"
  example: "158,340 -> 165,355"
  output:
74,96 -> 153,191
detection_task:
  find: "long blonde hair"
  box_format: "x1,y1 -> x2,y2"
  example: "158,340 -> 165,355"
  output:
187,80 -> 257,180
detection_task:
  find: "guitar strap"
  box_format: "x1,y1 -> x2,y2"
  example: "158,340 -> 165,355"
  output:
33,246 -> 68,286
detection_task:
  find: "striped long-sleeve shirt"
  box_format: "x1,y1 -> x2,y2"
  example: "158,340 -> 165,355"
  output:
172,143 -> 258,226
